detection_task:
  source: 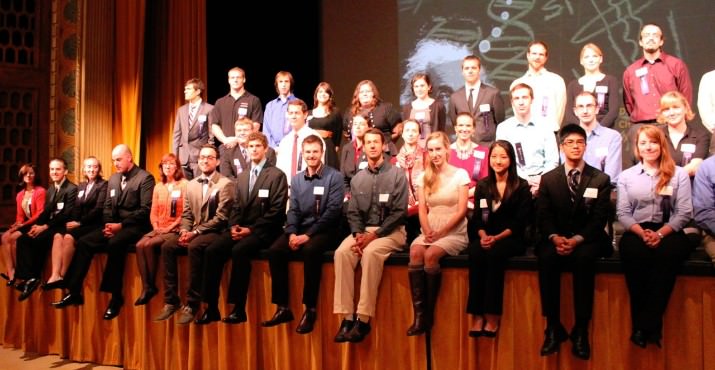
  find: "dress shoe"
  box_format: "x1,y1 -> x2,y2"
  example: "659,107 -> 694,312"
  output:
153,304 -> 181,321
13,279 -> 26,292
103,297 -> 124,320
18,278 -> 40,301
42,279 -> 64,291
468,329 -> 483,338
570,327 -> 591,360
346,320 -> 371,343
221,307 -> 247,324
52,293 -> 84,308
482,327 -> 499,338
295,309 -> 317,334
176,305 -> 198,325
1,273 -> 14,287
134,287 -> 158,306
540,324 -> 568,356
630,329 -> 648,348
334,318 -> 355,343
261,307 -> 294,327
195,306 -> 222,325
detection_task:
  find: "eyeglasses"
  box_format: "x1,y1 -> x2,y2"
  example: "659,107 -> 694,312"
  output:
199,155 -> 216,161
562,140 -> 586,147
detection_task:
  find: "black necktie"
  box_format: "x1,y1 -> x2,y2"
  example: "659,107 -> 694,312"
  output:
197,178 -> 209,184
568,169 -> 580,202
468,88 -> 475,114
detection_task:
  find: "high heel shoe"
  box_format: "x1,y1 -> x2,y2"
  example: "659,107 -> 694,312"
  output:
1,273 -> 14,287
42,278 -> 64,291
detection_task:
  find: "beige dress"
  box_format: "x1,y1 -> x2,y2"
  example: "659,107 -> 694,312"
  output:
410,168 -> 469,255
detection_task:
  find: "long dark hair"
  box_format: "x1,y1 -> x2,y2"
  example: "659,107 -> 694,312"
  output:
487,140 -> 520,203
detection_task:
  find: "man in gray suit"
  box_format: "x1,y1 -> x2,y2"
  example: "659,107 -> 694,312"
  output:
449,55 -> 505,146
173,78 -> 214,180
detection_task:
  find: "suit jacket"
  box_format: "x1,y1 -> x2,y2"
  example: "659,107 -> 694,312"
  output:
219,144 -> 276,180
72,179 -> 108,226
536,163 -> 612,254
229,162 -> 288,241
37,180 -> 78,228
181,171 -> 235,234
15,187 -> 46,225
173,101 -> 214,166
449,84 -> 505,145
401,99 -> 447,133
104,165 -> 155,230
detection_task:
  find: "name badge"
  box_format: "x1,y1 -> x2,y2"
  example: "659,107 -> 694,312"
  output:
583,82 -> 596,93
238,107 -> 248,117
379,193 -> 389,203
258,189 -> 269,198
110,189 -> 116,197
358,161 -> 368,170
313,186 -> 324,195
474,150 -> 485,159
595,85 -> 608,94
171,190 -> 181,199
583,188 -> 598,199
681,143 -> 696,154
479,199 -> 488,208
479,104 -> 490,113
233,158 -> 240,166
78,190 -> 85,198
198,114 -> 207,123
414,111 -> 426,121
635,67 -> 648,77
57,202 -> 64,210
595,147 -> 608,157
659,186 -> 673,196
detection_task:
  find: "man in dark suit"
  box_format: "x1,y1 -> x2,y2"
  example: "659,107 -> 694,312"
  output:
15,158 -> 78,301
448,54 -> 505,146
195,131 -> 288,324
219,117 -> 276,179
173,78 -> 214,180
535,124 -> 612,360
53,144 -> 155,321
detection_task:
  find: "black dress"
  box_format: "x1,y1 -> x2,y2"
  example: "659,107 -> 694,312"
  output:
308,109 -> 343,169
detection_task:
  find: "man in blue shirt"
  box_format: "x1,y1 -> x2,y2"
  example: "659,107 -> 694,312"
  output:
693,155 -> 715,263
263,71 -> 298,148
572,92 -> 622,184
261,135 -> 344,334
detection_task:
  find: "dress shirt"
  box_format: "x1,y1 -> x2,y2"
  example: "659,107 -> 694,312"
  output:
285,164 -> 344,236
263,94 -> 297,148
576,123 -> 622,183
347,160 -> 408,237
693,156 -> 715,233
496,116 -> 560,179
511,68 -> 566,131
697,70 -> 715,132
616,163 -> 692,232
275,125 -> 325,180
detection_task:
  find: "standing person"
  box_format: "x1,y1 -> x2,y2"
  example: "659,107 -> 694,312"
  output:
263,71 -> 298,148
332,128 -> 408,343
153,145 -> 234,324
339,113 -> 370,195
449,113 -> 489,209
535,124 -> 612,360
406,132 -> 469,336
172,78 -> 213,179
564,44 -> 621,128
623,23 -> 693,165
197,132 -> 288,324
220,117 -> 276,180
467,140 -> 532,338
0,164 -> 45,287
657,91 -> 710,178
15,158 -> 78,301
262,135 -> 344,334
44,157 -> 107,290
395,119 -> 426,244
132,153 -> 188,306
53,144 -> 155,322
276,99 -> 325,182
449,55 -> 505,147
402,73 -> 446,145
342,80 -> 402,157
510,41 -> 567,132
210,67 -> 263,152
697,68 -> 715,133
307,82 -> 342,169
573,92 -> 622,183
617,125 -> 693,349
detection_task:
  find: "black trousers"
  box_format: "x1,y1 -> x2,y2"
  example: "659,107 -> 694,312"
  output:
537,239 -> 605,327
266,231 -> 337,308
161,232 -> 219,307
466,236 -> 525,315
65,226 -> 145,296
15,226 -> 61,280
619,224 -> 692,338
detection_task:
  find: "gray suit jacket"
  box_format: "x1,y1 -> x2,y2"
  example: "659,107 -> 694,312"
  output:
173,101 -> 214,166
449,84 -> 505,146
181,171 -> 235,234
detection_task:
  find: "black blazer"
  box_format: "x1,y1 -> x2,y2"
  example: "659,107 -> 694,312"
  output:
401,99 -> 447,133
471,178 -> 532,241
103,165 -> 155,230
37,180 -> 79,228
339,141 -> 368,194
71,179 -> 108,226
449,84 -> 505,146
219,145 -> 276,180
229,161 -> 288,241
536,164 -> 612,254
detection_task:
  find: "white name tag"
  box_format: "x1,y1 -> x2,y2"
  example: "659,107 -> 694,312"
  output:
474,150 -> 485,159
233,158 -> 240,166
171,190 -> 181,199
110,189 -> 116,197
583,188 -> 598,199
198,114 -> 207,123
415,111 -> 426,121
358,161 -> 368,170
659,186 -> 673,196
479,104 -> 490,113
595,147 -> 608,157
313,186 -> 324,195
57,202 -> 64,210
379,193 -> 389,203
479,198 -> 488,208
595,85 -> 608,94
78,190 -> 85,198
258,189 -> 269,198
681,143 -> 696,154
238,107 -> 248,117
635,67 -> 648,77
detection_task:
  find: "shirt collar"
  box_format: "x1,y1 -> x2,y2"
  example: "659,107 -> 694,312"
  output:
304,163 -> 325,180
251,158 -> 268,173
367,158 -> 388,174
564,160 -> 586,175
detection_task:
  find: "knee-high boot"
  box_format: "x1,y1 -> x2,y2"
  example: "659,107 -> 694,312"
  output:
425,269 -> 442,331
406,268 -> 427,336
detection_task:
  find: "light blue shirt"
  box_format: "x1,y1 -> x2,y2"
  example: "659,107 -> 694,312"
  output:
693,156 -> 715,233
263,94 -> 297,148
495,116 -> 559,179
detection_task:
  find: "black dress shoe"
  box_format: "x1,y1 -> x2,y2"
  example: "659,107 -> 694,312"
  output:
42,279 -> 65,291
540,324 -> 568,356
334,318 -> 355,343
221,307 -> 247,324
261,307 -> 294,327
468,329 -> 483,338
194,307 -> 221,324
295,309 -> 317,334
346,320 -> 371,343
133,287 -> 158,306
18,278 -> 40,301
630,329 -> 648,348
103,297 -> 124,320
52,293 -> 84,308
1,273 -> 13,286
570,328 -> 591,360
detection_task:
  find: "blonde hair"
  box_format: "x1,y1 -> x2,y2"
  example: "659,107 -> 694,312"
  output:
422,132 -> 451,195
656,91 -> 695,124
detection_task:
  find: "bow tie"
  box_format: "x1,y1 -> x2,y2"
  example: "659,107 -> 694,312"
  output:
197,178 -> 209,184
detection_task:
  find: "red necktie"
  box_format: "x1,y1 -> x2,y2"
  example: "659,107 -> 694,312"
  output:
290,134 -> 299,178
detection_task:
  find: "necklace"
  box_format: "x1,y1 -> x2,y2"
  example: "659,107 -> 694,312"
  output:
455,141 -> 474,160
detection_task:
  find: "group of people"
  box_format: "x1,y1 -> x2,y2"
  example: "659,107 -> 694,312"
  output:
5,21 -> 715,361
